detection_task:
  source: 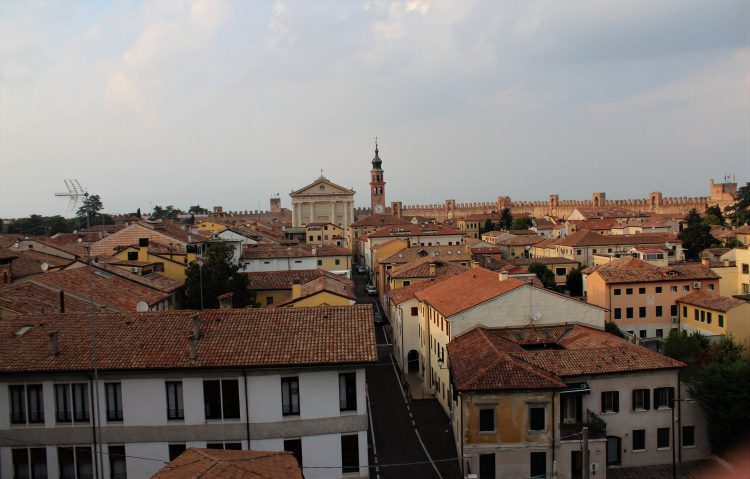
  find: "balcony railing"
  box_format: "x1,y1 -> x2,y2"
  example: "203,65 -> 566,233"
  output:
560,409 -> 606,439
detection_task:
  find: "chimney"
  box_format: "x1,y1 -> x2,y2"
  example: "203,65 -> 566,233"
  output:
189,335 -> 198,360
701,258 -> 710,267
470,260 -> 479,269
428,262 -> 437,276
218,292 -> 233,309
48,331 -> 59,356
59,290 -> 65,313
499,271 -> 509,281
292,278 -> 302,299
138,238 -> 149,262
311,247 -> 317,256
192,315 -> 202,339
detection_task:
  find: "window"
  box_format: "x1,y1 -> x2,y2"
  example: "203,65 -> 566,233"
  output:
683,285 -> 690,292
671,304 -> 678,317
614,308 -> 622,320
639,307 -> 646,318
203,379 -> 240,420
411,307 -> 418,316
561,394 -> 582,423
317,259 -> 323,266
12,448 -> 47,479
127,251 -> 138,261
682,306 -> 688,317
632,389 -> 650,411
576,249 -> 582,256
479,408 -> 495,432
654,387 -> 674,409
700,311 -> 705,322
655,306 -> 663,317
480,453 -> 496,479
719,315 -> 724,328
626,288 -> 633,295
341,434 -> 359,474
281,377 -> 300,416
742,264 -> 749,274
626,307 -> 634,319
105,383 -> 123,421
656,329 -> 663,338
614,288 -> 622,296
695,310 -> 700,321
58,446 -> 92,479
638,287 -> 646,295
266,296 -> 273,306
339,373 -> 357,411
207,442 -> 241,450
682,426 -> 695,447
556,267 -> 566,276
55,383 -> 89,423
655,287 -> 662,293
601,391 -> 619,413
707,284 -> 715,291
530,451 -> 546,479
529,406 -> 545,431
335,259 -> 341,265
639,330 -> 647,338
707,312 -> 712,324
403,280 -> 411,286
166,381 -> 184,420
632,430 -> 646,451
670,286 -> 678,293
657,427 -> 670,449
168,444 -> 186,461
10,384 -> 44,424
109,445 -> 127,479
284,439 -> 303,467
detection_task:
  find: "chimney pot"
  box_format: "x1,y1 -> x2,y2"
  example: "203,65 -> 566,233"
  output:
499,271 -> 509,281
49,331 -> 59,356
189,334 -> 198,360
192,315 -> 201,339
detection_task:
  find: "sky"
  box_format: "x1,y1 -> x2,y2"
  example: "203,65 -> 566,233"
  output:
1,0 -> 748,218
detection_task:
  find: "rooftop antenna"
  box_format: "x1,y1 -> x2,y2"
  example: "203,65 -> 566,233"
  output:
54,179 -> 88,211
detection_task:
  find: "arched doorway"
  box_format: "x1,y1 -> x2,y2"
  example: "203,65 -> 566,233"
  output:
407,350 -> 419,373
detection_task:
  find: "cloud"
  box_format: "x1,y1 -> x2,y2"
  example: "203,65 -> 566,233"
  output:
266,1 -> 290,50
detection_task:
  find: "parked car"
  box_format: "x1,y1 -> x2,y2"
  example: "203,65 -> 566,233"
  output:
356,265 -> 365,274
374,311 -> 383,324
366,285 -> 377,295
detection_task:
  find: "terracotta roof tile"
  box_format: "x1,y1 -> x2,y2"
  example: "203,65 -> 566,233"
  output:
414,268 -> 526,317
0,305 -> 377,373
585,258 -> 719,284
367,223 -> 464,238
676,290 -> 746,312
388,277 -> 453,305
389,258 -> 467,279
495,236 -> 546,246
380,245 -> 473,265
247,270 -> 347,290
556,230 -> 676,247
279,276 -> 356,305
0,282 -> 100,315
152,448 -> 303,479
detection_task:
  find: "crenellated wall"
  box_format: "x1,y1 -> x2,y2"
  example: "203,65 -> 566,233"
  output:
390,180 -> 737,221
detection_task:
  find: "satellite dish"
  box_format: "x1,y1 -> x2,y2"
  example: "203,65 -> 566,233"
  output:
40,263 -> 49,272
136,301 -> 149,312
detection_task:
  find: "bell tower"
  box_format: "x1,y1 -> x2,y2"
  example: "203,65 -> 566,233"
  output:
370,139 -> 386,215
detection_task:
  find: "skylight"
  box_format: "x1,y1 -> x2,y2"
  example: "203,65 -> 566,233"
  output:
15,325 -> 32,336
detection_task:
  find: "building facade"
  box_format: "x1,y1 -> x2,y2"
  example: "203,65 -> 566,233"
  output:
290,177 -> 356,230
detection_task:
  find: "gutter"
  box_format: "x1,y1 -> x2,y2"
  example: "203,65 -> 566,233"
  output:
243,370 -> 251,447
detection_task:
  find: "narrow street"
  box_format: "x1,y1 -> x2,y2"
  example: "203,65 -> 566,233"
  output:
353,269 -> 461,479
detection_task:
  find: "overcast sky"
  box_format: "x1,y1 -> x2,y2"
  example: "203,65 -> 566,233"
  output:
1,0 -> 748,218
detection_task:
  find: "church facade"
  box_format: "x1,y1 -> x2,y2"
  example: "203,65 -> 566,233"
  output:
290,176 -> 356,230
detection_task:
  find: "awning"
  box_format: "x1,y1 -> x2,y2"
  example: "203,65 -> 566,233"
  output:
560,382 -> 590,394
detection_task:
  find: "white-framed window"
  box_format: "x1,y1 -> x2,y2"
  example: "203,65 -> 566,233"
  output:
10,384 -> 44,425
653,387 -> 674,409
166,381 -> 184,420
55,383 -> 89,423
632,388 -> 650,411
601,391 -> 619,413
12,447 -> 47,478
58,446 -> 93,479
203,379 -> 240,420
281,377 -> 300,416
105,383 -> 123,421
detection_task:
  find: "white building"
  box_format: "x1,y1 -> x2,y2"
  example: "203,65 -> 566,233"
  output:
0,306 -> 376,479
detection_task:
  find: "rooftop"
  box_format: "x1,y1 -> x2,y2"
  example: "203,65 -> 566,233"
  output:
247,269 -> 348,290
152,448 -> 303,479
676,290 -> 746,312
556,230 -> 677,247
367,223 -> 464,239
243,244 -> 350,260
0,305 -> 377,373
279,276 -> 356,305
583,258 -> 719,284
380,245 -> 473,265
389,257 -> 467,279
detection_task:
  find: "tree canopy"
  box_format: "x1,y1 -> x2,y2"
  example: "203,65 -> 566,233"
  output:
183,243 -> 253,309
566,266 -> 584,297
724,182 -> 750,226
6,215 -> 76,236
500,208 -> 513,230
528,262 -> 556,289
703,205 -> 725,226
510,216 -> 533,230
150,205 -> 181,220
75,194 -> 114,228
678,208 -> 718,260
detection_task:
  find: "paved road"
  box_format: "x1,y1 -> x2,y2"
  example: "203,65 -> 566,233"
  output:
352,269 -> 461,479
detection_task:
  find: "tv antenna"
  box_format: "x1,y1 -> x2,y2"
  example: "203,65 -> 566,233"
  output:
54,179 -> 88,211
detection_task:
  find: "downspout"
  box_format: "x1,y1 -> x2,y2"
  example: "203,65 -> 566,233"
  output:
459,391 -> 465,478
89,375 -> 100,479
244,370 -> 251,448
399,305 -> 405,372
677,369 -> 682,464
551,391 -> 556,468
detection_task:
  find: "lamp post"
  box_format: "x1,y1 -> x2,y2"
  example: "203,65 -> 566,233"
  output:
671,398 -> 695,479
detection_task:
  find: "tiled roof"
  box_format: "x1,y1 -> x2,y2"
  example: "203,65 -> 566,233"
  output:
247,269 -> 347,290
736,225 -> 750,234
367,223 -> 464,238
676,290 -> 746,312
380,245 -> 473,265
700,248 -> 731,258
243,244 -> 350,260
0,249 -> 18,260
0,282 -> 102,315
584,258 -> 719,284
448,324 -> 685,392
96,264 -> 183,293
350,214 -> 411,228
0,305 -> 377,373
27,265 -> 169,310
495,236 -> 546,247
556,230 -> 676,247
571,206 -> 641,219
0,234 -> 23,248
510,257 -> 579,266
152,448 -> 303,479
279,276 -> 356,305
9,252 -> 51,279
388,277 -> 452,305
461,213 -> 500,222
568,219 -> 620,230
532,238 -> 560,249
390,258 -> 467,279
414,268 -> 526,317
507,229 -> 538,236
13,249 -> 76,269
89,223 -> 194,258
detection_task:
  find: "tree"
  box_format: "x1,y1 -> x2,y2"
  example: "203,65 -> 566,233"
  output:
76,194 -> 103,227
724,237 -> 744,248
566,266 -> 584,297
189,205 -> 209,215
136,207 -> 142,218
689,357 -> 750,454
605,321 -> 625,338
183,243 -> 253,309
151,205 -> 182,220
528,262 -> 556,289
662,329 -> 711,372
703,205 -> 725,226
678,208 -> 718,260
724,182 -> 750,226
481,219 -> 495,234
510,216 -> 533,230
500,208 -> 513,230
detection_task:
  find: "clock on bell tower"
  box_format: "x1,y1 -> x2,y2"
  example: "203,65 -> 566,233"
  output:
370,139 -> 386,214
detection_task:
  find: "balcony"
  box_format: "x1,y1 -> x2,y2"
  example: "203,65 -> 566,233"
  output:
560,409 -> 607,440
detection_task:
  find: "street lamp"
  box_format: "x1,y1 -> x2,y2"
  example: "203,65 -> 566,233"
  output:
671,398 -> 695,479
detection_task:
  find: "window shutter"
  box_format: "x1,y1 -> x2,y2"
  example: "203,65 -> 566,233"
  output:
614,391 -> 619,413
632,390 -> 636,411
644,390 -> 650,410
668,387 -> 675,407
601,392 -> 606,413
576,396 -> 583,423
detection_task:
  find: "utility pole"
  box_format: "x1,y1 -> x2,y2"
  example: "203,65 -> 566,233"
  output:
582,426 -> 590,479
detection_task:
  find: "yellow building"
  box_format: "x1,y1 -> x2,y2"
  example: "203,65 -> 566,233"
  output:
279,276 -> 356,307
456,214 -> 500,240
348,214 -> 411,262
305,223 -> 346,247
247,269 -> 354,308
388,258 -> 466,291
193,220 -> 229,234
677,291 -> 750,351
110,240 -> 197,282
